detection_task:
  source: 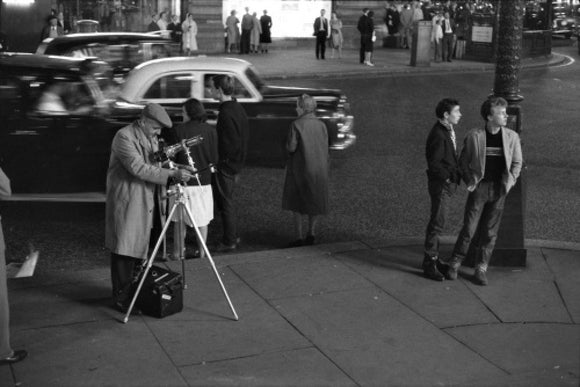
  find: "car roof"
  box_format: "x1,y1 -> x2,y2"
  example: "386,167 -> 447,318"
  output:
121,56 -> 253,99
0,52 -> 107,74
39,32 -> 170,52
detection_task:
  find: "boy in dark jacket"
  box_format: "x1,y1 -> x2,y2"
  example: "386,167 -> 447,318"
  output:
423,98 -> 462,281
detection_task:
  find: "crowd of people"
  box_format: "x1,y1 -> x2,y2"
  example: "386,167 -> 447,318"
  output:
225,7 -> 272,54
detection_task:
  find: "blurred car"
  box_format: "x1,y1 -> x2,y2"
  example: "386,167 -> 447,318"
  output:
0,53 -> 135,199
552,2 -> 576,39
119,56 -> 356,164
0,54 -> 355,200
36,32 -> 180,80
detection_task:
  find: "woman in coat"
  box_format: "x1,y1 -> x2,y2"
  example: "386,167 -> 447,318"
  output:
250,12 -> 262,53
282,94 -> 329,247
225,10 -> 240,53
182,13 -> 198,55
329,12 -> 343,59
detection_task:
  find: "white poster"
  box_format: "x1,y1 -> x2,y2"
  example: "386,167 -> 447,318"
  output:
222,0 -> 332,38
472,26 -> 493,43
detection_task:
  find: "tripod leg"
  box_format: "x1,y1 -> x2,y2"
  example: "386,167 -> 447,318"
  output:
182,203 -> 239,321
123,202 -> 180,323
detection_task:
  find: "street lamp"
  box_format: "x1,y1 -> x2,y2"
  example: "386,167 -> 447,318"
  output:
491,0 -> 527,267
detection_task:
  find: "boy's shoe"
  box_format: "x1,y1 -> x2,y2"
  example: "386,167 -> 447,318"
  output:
422,256 -> 445,281
473,268 -> 488,286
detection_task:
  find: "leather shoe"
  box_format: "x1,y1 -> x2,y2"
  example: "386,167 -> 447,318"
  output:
422,257 -> 445,281
304,235 -> 315,245
473,269 -> 488,286
287,239 -> 304,248
0,350 -> 27,365
214,237 -> 241,253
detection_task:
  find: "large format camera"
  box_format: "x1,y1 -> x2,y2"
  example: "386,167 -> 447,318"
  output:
153,135 -> 204,163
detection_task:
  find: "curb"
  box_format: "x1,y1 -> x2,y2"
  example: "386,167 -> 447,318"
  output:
260,52 -> 570,81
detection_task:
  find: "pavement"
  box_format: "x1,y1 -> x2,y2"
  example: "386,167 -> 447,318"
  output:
2,46 -> 580,387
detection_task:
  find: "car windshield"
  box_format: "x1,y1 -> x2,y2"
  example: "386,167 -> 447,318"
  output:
245,67 -> 264,92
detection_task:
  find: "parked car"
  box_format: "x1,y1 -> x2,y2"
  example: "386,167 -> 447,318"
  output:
36,32 -> 180,80
0,54 -> 355,201
552,2 -> 576,39
119,56 -> 356,164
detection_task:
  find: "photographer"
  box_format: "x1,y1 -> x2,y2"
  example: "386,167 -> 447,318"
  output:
169,98 -> 218,259
105,103 -> 193,312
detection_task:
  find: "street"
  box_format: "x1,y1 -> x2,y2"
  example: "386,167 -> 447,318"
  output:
1,46 -> 579,272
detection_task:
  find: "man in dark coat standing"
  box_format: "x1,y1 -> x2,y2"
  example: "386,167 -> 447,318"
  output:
40,15 -> 63,42
211,75 -> 249,252
313,9 -> 329,59
357,8 -> 374,65
240,7 -> 253,54
423,98 -> 462,281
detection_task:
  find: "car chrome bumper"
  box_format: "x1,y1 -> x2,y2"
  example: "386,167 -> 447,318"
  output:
330,115 -> 356,150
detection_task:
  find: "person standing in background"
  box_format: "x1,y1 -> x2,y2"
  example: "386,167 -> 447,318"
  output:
182,13 -> 198,55
282,94 -> 329,247
313,9 -> 329,60
147,13 -> 159,31
40,15 -> 63,41
57,12 -> 70,34
399,3 -> 413,49
357,8 -> 374,66
250,12 -> 262,54
167,15 -> 182,44
259,10 -> 272,53
0,167 -> 28,366
385,2 -> 400,36
240,7 -> 252,54
329,12 -> 343,59
441,11 -> 456,62
225,10 -> 240,53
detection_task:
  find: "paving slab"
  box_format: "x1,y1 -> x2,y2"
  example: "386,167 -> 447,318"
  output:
275,287 -> 505,386
11,320 -> 187,387
179,347 -> 356,387
144,266 -> 309,366
229,253 -> 372,300
466,270 -> 571,323
543,248 -> 580,323
446,323 -> 580,377
9,279 -> 116,330
338,248 -> 500,328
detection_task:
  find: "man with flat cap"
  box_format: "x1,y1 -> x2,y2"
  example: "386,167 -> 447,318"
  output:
106,103 -> 193,312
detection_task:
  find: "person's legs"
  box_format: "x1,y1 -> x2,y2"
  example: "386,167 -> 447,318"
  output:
446,182 -> 488,279
316,35 -> 321,58
215,172 -> 238,247
473,184 -> 506,285
0,223 -> 12,358
293,212 -> 304,240
360,36 -> 365,63
110,253 -> 137,308
320,34 -> 326,59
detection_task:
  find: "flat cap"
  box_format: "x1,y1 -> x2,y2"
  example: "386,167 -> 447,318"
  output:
142,103 -> 172,128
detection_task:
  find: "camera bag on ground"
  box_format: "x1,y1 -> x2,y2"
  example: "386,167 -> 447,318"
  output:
137,265 -> 183,318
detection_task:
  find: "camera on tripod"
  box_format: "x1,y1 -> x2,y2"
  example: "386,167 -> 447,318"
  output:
153,135 -> 204,163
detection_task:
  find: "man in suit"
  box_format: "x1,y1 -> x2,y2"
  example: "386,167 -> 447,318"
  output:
357,8 -> 374,65
423,98 -> 462,281
240,7 -> 253,54
441,12 -> 456,62
313,9 -> 329,59
39,15 -> 63,42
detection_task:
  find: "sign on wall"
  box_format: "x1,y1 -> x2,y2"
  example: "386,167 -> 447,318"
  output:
472,26 -> 493,43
